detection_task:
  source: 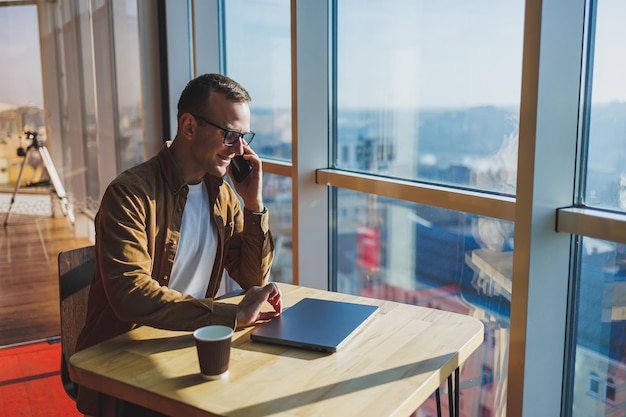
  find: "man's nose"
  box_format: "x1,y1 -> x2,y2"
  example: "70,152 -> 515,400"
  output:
232,137 -> 245,155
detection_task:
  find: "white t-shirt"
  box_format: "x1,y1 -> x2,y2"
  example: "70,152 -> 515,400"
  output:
168,181 -> 217,298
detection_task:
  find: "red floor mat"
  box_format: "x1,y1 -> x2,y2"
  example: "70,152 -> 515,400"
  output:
0,341 -> 82,417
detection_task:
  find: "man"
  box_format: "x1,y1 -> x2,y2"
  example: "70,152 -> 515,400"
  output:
75,73 -> 281,416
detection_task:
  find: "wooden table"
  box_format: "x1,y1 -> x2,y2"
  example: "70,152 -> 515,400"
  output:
69,283 -> 484,417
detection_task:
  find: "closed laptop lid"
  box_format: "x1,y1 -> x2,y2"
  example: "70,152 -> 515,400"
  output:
250,297 -> 379,352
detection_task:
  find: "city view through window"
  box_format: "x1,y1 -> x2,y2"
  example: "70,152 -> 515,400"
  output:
1,0 -> 624,415
227,1 -> 626,416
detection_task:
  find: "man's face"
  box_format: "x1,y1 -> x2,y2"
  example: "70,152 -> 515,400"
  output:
189,92 -> 251,179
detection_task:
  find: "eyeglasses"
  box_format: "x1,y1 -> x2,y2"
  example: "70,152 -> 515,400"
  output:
189,112 -> 255,146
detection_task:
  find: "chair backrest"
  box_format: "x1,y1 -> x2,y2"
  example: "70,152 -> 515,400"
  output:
58,245 -> 95,401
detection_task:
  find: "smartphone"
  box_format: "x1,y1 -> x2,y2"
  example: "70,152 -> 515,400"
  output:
230,155 -> 253,182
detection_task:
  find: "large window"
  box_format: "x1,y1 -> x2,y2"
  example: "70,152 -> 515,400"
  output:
333,1 -> 524,415
38,0 -> 625,415
583,1 -> 626,212
22,0 -> 626,416
335,0 -> 524,194
568,1 -> 626,416
112,0 -> 144,172
571,239 -> 626,416
75,0 -> 100,203
37,0 -> 145,213
335,190 -> 512,415
224,0 -> 293,283
224,0 -> 292,161
0,3 -> 46,197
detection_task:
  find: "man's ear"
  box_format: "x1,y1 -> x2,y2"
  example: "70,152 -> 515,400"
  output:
179,113 -> 195,137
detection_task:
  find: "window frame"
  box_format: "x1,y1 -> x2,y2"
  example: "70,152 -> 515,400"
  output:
159,0 -> 626,416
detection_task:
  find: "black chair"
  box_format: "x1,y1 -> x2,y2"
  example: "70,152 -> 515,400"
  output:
58,245 -> 170,417
58,245 -> 95,401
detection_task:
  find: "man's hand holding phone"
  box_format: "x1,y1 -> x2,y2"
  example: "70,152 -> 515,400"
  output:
229,144 -> 264,214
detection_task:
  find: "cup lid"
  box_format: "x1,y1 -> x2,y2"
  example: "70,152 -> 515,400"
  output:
193,325 -> 233,341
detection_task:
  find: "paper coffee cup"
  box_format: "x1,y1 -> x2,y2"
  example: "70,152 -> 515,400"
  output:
193,325 -> 234,380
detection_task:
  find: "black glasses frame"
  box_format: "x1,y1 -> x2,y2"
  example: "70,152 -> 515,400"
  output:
189,112 -> 255,146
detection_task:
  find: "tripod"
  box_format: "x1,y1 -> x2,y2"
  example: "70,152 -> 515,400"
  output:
3,132 -> 74,227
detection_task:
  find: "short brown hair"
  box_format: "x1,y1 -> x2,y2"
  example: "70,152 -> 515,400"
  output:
177,73 -> 251,119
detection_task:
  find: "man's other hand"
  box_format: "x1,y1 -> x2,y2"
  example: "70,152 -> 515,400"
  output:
236,283 -> 282,328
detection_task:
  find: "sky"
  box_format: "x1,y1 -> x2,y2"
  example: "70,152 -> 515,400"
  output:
335,0 -> 527,109
0,4 -> 44,109
1,0 -> 625,111
590,0 -> 626,103
221,0 -> 626,110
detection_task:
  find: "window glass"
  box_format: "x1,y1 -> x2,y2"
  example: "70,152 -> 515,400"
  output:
223,172 -> 292,286
76,0 -> 100,203
0,4 -> 45,190
335,0 -> 524,194
584,0 -> 626,212
335,189 -> 512,416
568,2 -> 626,415
224,0 -> 292,161
112,0 -> 145,171
263,173 -> 293,283
570,237 -> 626,416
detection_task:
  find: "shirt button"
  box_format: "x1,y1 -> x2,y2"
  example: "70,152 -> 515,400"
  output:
164,275 -> 169,281
177,208 -> 182,213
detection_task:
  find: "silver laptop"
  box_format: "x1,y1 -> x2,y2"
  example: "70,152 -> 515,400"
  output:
250,297 -> 379,352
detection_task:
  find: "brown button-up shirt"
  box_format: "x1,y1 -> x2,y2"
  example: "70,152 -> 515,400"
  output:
75,142 -> 273,415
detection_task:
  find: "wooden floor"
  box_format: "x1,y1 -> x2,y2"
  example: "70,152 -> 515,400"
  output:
0,213 -> 92,347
